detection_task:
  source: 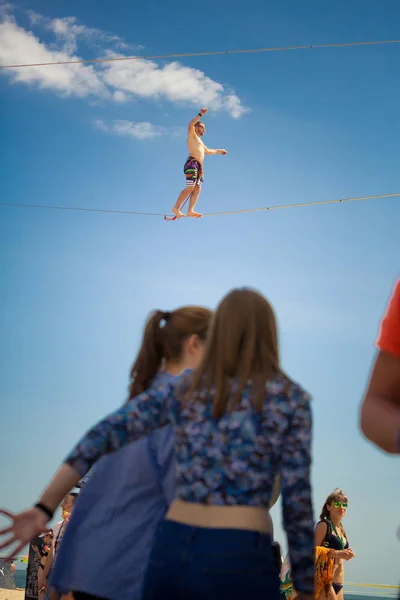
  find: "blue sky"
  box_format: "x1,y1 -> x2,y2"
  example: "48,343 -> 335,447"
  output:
1,0 -> 399,586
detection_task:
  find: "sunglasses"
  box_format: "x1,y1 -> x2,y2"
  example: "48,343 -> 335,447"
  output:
333,502 -> 348,509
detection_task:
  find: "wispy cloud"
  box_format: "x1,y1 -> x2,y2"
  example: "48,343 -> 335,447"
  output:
0,8 -> 249,119
0,16 -> 108,97
27,13 -> 138,54
94,119 -> 108,132
95,119 -> 164,140
0,2 -> 13,16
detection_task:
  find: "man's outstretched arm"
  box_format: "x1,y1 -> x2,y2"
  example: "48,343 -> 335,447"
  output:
204,146 -> 227,155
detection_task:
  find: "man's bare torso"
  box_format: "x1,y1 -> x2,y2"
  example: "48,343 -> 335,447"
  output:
187,132 -> 205,164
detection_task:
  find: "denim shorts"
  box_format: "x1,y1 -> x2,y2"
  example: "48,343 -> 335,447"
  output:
142,520 -> 281,600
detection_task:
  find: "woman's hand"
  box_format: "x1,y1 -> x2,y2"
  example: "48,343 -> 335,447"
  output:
347,547 -> 355,559
0,508 -> 51,559
337,548 -> 355,560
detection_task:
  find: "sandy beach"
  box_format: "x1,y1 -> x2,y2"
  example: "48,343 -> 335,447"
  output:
0,590 -> 25,600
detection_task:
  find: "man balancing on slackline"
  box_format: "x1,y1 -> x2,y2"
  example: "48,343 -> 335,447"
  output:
172,108 -> 227,219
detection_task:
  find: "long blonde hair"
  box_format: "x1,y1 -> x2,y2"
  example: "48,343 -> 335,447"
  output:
188,288 -> 280,418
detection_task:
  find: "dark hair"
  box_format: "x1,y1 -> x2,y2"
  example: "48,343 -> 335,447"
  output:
320,488 -> 348,537
188,288 -> 280,418
68,492 -> 78,501
128,306 -> 212,401
195,121 -> 205,128
320,488 -> 348,520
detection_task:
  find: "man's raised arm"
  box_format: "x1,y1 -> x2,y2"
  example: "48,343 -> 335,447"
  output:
188,108 -> 208,134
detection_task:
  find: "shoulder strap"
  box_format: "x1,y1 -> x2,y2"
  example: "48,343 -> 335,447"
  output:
320,518 -> 332,547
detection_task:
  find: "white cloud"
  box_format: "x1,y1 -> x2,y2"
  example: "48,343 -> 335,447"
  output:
100,58 -> 249,118
113,120 -> 163,139
221,94 -> 249,119
95,119 -> 164,140
112,90 -> 129,103
28,12 -> 134,54
47,17 -> 87,55
0,10 -> 249,119
94,119 -> 108,131
0,17 -> 107,97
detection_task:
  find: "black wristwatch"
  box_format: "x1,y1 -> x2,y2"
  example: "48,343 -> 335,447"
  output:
34,502 -> 54,520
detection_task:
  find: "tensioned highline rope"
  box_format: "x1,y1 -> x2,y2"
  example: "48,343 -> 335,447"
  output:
0,193 -> 398,219
0,39 -> 399,69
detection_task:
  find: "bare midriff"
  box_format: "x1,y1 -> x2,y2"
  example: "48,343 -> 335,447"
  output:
187,133 -> 205,164
333,559 -> 344,584
166,499 -> 273,534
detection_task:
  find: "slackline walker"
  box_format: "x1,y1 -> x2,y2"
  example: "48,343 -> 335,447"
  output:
165,107 -> 227,221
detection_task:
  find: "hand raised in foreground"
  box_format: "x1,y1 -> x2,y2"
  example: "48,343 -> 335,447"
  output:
199,108 -> 208,115
0,507 -> 51,559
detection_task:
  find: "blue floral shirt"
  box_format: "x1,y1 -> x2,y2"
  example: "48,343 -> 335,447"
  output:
65,371 -> 314,593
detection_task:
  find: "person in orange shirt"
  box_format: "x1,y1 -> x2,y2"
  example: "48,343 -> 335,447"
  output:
360,278 -> 400,454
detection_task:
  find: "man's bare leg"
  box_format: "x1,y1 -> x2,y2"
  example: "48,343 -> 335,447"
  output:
187,184 -> 202,218
172,188 -> 192,218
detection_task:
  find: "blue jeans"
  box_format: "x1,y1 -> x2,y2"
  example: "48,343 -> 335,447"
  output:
142,520 -> 281,600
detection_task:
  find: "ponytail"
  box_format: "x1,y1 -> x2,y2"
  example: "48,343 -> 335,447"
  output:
127,306 -> 212,402
128,311 -> 168,401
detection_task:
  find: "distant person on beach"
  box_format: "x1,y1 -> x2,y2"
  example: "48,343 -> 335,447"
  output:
360,278 -> 400,454
314,489 -> 355,600
53,494 -> 78,557
0,557 -> 16,590
171,108 -> 227,219
44,494 -> 78,600
280,488 -> 355,600
32,531 -> 53,599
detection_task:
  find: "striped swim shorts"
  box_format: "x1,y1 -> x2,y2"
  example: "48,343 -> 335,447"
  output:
184,156 -> 204,187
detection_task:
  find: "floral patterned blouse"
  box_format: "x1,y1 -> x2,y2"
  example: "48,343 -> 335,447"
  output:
65,371 -> 314,593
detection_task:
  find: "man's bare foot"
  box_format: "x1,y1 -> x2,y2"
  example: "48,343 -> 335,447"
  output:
172,207 -> 185,219
187,210 -> 202,218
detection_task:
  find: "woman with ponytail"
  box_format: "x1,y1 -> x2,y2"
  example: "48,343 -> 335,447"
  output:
20,306 -> 211,600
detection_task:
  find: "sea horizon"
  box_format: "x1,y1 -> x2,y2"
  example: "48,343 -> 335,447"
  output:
7,569 -> 398,599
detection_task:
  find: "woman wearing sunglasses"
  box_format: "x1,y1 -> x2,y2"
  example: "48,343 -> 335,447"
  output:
315,489 -> 355,600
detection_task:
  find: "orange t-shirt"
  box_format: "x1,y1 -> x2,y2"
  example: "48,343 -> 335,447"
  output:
377,279 -> 400,359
